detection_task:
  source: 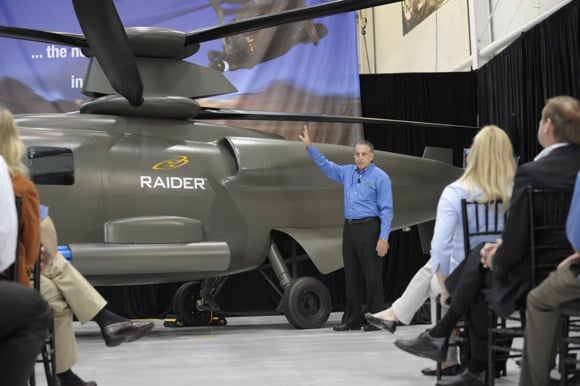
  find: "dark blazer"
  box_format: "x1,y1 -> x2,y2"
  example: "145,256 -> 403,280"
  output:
491,144 -> 580,317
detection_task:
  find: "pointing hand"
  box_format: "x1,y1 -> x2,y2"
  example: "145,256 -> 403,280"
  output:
298,124 -> 312,147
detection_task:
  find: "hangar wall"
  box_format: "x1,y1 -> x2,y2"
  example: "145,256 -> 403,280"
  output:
357,0 -> 572,74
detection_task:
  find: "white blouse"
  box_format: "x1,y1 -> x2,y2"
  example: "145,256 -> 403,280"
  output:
430,180 -> 506,276
0,156 -> 17,273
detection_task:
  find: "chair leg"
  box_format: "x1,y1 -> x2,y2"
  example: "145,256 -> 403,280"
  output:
559,314 -> 570,386
436,298 -> 443,380
43,317 -> 58,386
488,309 -> 496,386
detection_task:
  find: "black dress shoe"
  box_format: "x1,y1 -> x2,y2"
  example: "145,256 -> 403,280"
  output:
435,368 -> 484,386
102,320 -> 154,347
394,329 -> 448,362
57,377 -> 97,386
332,323 -> 361,331
421,364 -> 461,376
364,312 -> 397,333
363,324 -> 380,332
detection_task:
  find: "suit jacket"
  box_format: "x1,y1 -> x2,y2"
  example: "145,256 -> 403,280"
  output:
491,144 -> 580,317
5,175 -> 40,287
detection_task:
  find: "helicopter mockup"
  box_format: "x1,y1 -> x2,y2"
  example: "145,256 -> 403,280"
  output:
0,0 -> 469,329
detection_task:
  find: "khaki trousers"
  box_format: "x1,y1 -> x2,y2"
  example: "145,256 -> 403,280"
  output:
519,264 -> 580,386
40,253 -> 107,373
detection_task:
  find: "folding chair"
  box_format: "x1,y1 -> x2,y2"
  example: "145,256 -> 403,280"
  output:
30,258 -> 57,386
435,198 -> 506,380
558,299 -> 580,385
487,187 -> 572,386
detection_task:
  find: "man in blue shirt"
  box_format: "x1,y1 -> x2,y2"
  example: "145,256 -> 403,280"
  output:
519,171 -> 580,386
299,125 -> 393,331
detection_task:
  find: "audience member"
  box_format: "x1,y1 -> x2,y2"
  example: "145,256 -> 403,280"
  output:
518,170 -> 580,386
0,154 -> 50,386
0,105 -> 40,286
394,95 -> 580,386
39,208 -> 155,386
366,125 -> 515,376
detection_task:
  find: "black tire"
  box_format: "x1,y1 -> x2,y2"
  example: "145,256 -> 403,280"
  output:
283,277 -> 331,329
172,281 -> 212,326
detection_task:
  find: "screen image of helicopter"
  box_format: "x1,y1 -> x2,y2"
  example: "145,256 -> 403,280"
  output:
206,0 -> 328,72
0,0 -> 472,329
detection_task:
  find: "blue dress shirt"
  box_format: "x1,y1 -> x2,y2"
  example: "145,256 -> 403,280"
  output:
306,145 -> 393,240
567,172 -> 580,251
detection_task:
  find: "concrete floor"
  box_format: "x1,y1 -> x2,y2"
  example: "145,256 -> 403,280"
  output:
33,313 -> 528,386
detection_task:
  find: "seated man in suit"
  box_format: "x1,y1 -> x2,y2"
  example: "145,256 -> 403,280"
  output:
39,206 -> 155,386
518,171 -> 580,386
0,154 -> 51,386
393,95 -> 580,386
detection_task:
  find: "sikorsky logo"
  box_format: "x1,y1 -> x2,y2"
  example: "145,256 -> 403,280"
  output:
140,155 -> 206,190
152,155 -> 189,170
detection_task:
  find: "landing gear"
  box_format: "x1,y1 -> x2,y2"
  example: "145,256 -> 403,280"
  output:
282,277 -> 331,329
165,280 -> 227,327
167,239 -> 332,329
268,241 -> 331,329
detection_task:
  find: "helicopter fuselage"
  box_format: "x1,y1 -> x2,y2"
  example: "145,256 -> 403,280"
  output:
18,113 -> 462,286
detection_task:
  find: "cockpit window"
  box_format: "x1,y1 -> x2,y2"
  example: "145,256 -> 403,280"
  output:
27,146 -> 74,185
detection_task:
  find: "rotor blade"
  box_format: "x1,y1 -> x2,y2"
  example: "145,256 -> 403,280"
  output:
196,108 -> 479,130
0,26 -> 87,47
72,0 -> 143,107
185,0 -> 398,45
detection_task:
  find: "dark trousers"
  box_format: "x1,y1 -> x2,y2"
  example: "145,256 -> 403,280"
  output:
341,219 -> 385,325
446,244 -> 492,362
0,278 -> 51,386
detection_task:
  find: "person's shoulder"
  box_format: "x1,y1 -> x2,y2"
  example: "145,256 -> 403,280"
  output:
514,159 -> 535,176
11,175 -> 38,197
437,183 -> 459,203
443,180 -> 466,195
373,165 -> 390,178
537,144 -> 580,163
446,179 -> 463,189
551,144 -> 580,164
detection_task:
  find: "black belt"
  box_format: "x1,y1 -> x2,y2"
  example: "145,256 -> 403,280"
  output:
344,216 -> 380,225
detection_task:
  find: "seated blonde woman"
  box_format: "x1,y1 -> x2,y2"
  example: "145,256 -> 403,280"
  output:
366,125 -> 515,376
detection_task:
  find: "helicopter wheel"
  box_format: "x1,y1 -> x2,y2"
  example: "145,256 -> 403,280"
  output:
282,276 -> 331,329
172,281 -> 212,326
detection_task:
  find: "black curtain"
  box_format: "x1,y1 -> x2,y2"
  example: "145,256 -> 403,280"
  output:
360,72 -> 478,303
477,0 -> 580,163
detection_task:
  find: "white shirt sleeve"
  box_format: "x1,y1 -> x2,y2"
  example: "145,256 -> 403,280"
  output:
0,156 -> 17,273
430,185 -> 461,276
